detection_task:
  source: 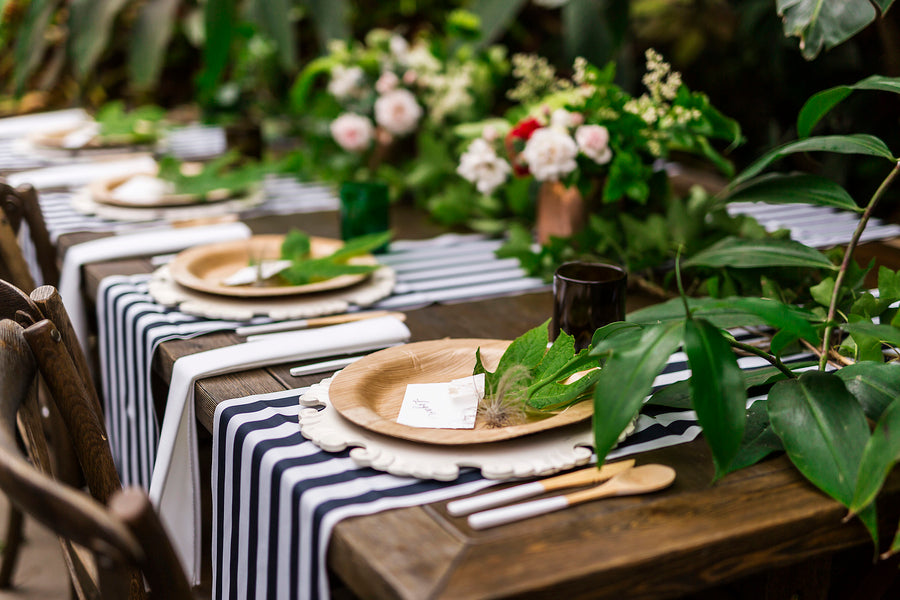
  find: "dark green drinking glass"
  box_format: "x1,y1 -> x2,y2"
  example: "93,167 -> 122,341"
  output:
340,181 -> 390,252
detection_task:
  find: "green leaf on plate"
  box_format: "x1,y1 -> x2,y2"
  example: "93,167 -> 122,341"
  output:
684,237 -> 837,270
768,372 -> 878,545
684,318 -> 747,478
593,321 -> 684,463
278,258 -> 377,285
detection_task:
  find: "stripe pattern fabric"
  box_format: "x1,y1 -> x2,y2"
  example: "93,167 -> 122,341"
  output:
97,234 -> 548,488
212,339 -> 816,600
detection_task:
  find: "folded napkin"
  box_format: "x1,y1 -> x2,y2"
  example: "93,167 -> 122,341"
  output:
7,154 -> 157,189
0,108 -> 89,139
61,222 -> 252,353
148,316 -> 412,584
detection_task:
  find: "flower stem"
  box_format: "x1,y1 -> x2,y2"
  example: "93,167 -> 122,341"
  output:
731,339 -> 796,379
819,160 -> 900,370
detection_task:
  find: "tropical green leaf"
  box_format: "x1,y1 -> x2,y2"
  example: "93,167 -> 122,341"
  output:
69,0 -> 130,81
777,0 -> 886,60
527,368 -> 602,411
768,372 -> 878,544
704,297 -> 821,347
684,318 -> 747,478
732,135 -> 895,186
721,173 -> 861,212
593,321 -> 684,463
198,0 -> 236,103
836,362 -> 900,421
629,296 -> 768,329
685,237 -> 836,270
840,321 -> 900,348
248,0 -> 296,69
128,0 -> 181,90
726,401 -> 783,474
13,0 -> 58,95
851,395 -> 900,515
280,229 -> 312,261
304,0 -> 350,50
472,0 -> 529,46
279,258 -> 377,285
798,75 -> 900,138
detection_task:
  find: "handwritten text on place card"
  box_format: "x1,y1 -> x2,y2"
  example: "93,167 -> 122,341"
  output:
396,373 -> 485,429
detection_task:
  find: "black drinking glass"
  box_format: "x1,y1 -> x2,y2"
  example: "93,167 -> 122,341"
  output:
550,261 -> 627,350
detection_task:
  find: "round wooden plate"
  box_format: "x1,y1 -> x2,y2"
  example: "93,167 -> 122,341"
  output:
29,125 -> 147,150
168,234 -> 377,298
327,338 -> 594,445
88,173 -> 238,208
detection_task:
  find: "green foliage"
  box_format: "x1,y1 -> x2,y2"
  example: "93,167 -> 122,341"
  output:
474,320 -> 602,413
277,229 -> 389,285
777,0 -> 895,60
155,153 -> 266,197
94,102 -> 165,145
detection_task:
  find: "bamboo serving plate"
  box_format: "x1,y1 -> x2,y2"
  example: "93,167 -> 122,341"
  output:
168,234 -> 377,298
88,173 -> 238,208
327,338 -> 594,445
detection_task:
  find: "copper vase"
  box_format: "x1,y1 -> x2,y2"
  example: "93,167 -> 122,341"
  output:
536,181 -> 585,244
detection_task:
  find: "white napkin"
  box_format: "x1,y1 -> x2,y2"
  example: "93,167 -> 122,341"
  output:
0,108 -> 89,139
62,222 -> 252,353
148,316 -> 412,584
7,154 -> 157,189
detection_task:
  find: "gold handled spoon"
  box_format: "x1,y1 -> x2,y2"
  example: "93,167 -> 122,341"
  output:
447,459 -> 635,517
467,464 -> 676,530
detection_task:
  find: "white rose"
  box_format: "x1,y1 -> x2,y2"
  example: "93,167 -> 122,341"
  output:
376,71 -> 399,94
521,127 -> 578,181
374,88 -> 423,136
327,65 -> 364,100
330,113 -> 374,152
575,124 -> 613,164
457,138 -> 512,195
550,108 -> 573,129
390,35 -> 410,61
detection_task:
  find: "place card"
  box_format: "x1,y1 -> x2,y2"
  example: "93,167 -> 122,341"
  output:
396,373 -> 484,429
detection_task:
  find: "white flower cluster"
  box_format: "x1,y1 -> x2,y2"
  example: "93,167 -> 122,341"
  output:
507,53 -> 571,103
326,32 -> 484,152
457,107 -> 614,194
624,49 -> 693,129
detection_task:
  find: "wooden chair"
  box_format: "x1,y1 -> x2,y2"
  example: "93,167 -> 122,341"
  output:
0,182 -> 58,287
0,318 -> 192,599
0,279 -> 101,589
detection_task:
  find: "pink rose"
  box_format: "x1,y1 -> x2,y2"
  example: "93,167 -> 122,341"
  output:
575,125 -> 612,164
374,88 -> 423,136
375,71 -> 399,94
330,113 -> 374,152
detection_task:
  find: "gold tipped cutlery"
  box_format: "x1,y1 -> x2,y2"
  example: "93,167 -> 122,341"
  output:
448,462 -> 676,530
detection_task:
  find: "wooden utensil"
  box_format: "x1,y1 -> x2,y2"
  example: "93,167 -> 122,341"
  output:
447,459 -> 635,516
467,464 -> 676,530
237,310 -> 406,338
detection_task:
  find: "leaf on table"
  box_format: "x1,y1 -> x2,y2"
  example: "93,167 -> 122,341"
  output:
841,321 -> 900,348
281,228 -> 312,261
685,318 -> 747,479
593,320 -> 684,463
278,258 -> 377,285
767,372 -> 878,545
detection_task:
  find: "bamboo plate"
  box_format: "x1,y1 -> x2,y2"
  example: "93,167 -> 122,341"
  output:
28,125 -> 150,150
168,234 -> 377,298
88,172 -> 240,208
327,339 -> 594,445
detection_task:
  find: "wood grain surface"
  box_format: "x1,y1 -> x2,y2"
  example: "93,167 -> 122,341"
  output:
72,208 -> 900,600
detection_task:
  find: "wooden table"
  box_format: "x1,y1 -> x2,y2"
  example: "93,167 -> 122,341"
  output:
72,209 -> 900,600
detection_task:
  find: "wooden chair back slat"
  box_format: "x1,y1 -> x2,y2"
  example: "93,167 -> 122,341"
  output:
0,210 -> 35,292
0,318 -> 192,599
0,183 -> 58,287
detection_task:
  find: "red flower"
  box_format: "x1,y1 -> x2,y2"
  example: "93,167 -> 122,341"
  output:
505,117 -> 542,176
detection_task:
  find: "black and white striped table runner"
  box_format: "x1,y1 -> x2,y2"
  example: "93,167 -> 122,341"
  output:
97,234 -> 548,488
211,339 -> 816,600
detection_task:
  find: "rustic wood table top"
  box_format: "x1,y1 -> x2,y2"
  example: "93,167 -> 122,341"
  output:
71,208 -> 900,600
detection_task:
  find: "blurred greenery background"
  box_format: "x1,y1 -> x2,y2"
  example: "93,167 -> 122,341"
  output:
1,0 -> 898,209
